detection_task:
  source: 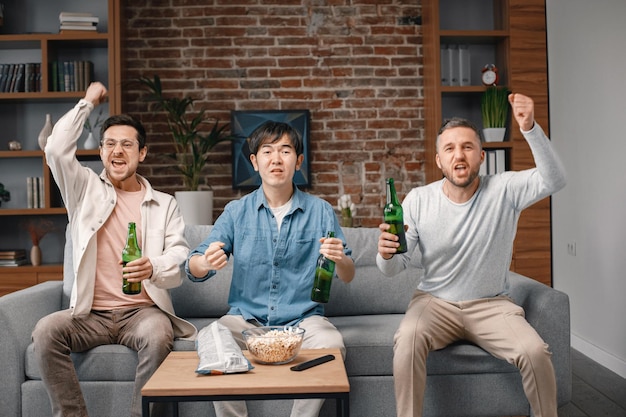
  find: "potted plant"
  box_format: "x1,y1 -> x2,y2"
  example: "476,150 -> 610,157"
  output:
137,75 -> 235,225
481,86 -> 509,142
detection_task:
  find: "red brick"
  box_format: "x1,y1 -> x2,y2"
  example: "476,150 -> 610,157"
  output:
122,0 -> 425,225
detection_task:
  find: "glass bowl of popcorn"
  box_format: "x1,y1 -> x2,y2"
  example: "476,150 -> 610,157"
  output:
242,326 -> 305,365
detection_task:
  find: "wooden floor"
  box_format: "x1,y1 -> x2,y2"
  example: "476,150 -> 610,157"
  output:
557,348 -> 626,417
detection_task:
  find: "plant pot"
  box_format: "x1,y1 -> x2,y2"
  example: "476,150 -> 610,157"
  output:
175,190 -> 213,225
482,127 -> 506,142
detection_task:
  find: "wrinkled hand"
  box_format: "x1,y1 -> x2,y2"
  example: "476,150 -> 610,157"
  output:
121,257 -> 153,283
508,93 -> 535,131
84,82 -> 108,107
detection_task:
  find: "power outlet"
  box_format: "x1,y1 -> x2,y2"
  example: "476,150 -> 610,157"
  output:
567,242 -> 577,256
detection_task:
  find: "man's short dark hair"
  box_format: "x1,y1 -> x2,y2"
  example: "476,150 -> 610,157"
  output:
100,114 -> 147,149
436,117 -> 482,151
247,121 -> 303,156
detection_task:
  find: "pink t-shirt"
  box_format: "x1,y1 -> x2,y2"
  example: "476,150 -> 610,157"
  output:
92,184 -> 154,310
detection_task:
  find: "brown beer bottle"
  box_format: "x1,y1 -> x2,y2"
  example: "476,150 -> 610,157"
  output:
384,178 -> 407,253
122,222 -> 142,295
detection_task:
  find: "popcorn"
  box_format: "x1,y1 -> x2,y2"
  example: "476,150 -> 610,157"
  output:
244,328 -> 304,364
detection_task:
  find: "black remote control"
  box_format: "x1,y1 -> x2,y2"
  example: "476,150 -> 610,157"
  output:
290,354 -> 335,371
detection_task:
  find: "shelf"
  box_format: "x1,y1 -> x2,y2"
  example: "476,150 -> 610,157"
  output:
0,0 -> 120,281
483,141 -> 513,150
0,264 -> 62,273
0,32 -> 109,42
424,0 -> 554,285
0,150 -> 100,159
0,91 -> 88,100
440,30 -> 509,43
0,208 -> 67,216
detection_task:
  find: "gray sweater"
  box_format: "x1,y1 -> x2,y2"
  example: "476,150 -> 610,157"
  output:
377,123 -> 567,301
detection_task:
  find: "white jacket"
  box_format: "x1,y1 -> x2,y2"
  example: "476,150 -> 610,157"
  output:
45,99 -> 196,340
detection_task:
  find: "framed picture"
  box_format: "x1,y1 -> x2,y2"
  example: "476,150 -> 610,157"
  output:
230,109 -> 311,189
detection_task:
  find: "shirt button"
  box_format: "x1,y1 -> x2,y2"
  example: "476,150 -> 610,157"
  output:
270,306 -> 275,310
272,285 -> 277,289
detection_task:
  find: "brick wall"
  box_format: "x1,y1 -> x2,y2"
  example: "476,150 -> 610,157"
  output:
121,0 -> 424,227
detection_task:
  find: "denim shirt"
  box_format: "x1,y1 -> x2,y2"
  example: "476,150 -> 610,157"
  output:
185,186 -> 353,326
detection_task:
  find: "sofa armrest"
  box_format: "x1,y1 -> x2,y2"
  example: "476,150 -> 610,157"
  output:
0,281 -> 64,415
508,272 -> 572,406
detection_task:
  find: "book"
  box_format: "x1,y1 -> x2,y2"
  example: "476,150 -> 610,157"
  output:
27,177 -> 34,209
0,64 -> 5,92
12,63 -> 25,92
0,249 -> 27,259
61,21 -> 96,27
459,44 -> 471,86
0,258 -> 30,267
59,12 -> 100,24
440,44 -> 449,86
35,63 -> 42,92
60,25 -> 98,31
38,176 -> 44,208
447,44 -> 460,86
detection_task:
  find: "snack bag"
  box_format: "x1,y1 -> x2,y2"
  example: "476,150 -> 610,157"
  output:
196,321 -> 253,375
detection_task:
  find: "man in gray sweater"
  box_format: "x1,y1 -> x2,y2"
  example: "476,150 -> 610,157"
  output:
377,93 -> 567,417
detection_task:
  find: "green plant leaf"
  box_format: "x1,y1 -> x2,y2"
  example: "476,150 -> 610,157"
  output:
137,75 -> 236,191
481,86 -> 510,128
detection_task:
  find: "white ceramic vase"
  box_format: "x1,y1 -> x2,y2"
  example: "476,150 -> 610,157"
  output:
38,114 -> 53,150
482,127 -> 506,142
175,190 -> 214,225
83,131 -> 98,149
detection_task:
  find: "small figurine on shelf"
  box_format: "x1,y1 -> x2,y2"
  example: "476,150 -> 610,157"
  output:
337,194 -> 356,227
83,108 -> 104,149
8,140 -> 22,150
0,182 -> 10,207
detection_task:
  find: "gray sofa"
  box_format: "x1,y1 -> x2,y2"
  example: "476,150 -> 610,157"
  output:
0,226 -> 571,417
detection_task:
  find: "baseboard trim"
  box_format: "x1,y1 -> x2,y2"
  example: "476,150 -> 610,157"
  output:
571,333 -> 626,378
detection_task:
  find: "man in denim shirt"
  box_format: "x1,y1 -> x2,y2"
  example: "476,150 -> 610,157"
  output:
186,120 -> 355,417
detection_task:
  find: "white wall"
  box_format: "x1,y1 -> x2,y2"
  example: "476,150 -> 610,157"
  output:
546,0 -> 626,377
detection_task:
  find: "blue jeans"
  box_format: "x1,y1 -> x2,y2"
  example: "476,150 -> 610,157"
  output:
32,306 -> 173,417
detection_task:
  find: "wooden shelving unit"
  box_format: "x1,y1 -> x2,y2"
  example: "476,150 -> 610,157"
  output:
422,0 -> 553,285
0,0 -> 121,295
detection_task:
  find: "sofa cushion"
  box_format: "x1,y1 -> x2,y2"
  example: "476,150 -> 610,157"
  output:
24,316 -> 518,382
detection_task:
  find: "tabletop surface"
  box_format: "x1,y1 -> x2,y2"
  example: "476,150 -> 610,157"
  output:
141,348 -> 350,397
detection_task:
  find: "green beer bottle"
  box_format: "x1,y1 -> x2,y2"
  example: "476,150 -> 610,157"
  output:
122,222 -> 142,295
311,231 -> 336,303
384,178 -> 407,254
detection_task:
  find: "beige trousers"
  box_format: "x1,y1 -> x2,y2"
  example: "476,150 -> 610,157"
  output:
394,290 -> 557,417
213,314 -> 345,417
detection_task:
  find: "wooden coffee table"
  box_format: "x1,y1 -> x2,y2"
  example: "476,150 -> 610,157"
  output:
141,348 -> 350,417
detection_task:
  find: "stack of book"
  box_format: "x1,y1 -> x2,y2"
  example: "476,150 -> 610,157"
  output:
0,249 -> 29,267
59,12 -> 99,32
0,63 -> 42,93
27,177 -> 45,209
50,60 -> 93,92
